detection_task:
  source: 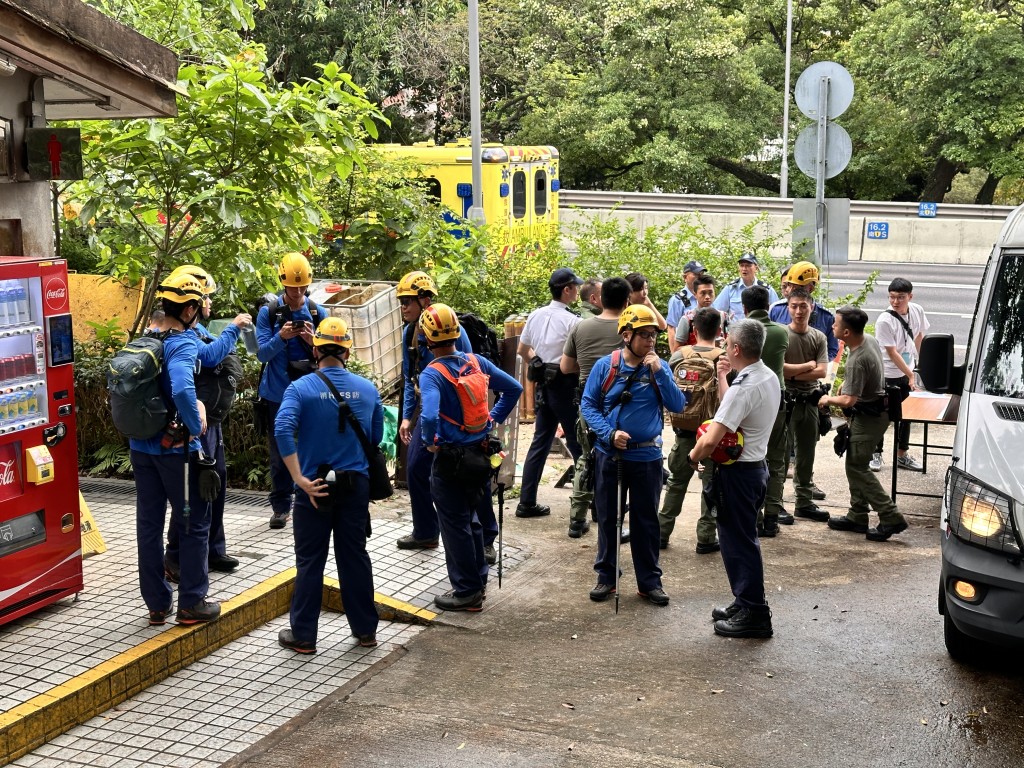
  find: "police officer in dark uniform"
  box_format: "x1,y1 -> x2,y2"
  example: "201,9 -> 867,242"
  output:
690,319 -> 780,638
131,271 -> 220,626
275,317 -> 383,653
417,305 -> 522,611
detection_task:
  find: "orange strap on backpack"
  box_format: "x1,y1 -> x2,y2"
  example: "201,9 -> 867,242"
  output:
428,353 -> 491,433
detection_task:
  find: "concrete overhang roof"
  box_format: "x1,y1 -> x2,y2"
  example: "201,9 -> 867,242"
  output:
0,0 -> 180,120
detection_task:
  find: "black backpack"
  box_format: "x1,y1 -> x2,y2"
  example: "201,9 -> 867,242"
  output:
107,332 -> 170,439
195,346 -> 244,424
457,313 -> 501,367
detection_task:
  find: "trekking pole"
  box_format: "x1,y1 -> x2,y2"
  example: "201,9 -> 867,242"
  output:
614,449 -> 626,614
183,445 -> 191,535
497,481 -> 505,589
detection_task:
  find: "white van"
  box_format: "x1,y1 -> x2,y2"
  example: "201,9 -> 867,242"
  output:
920,206 -> 1024,661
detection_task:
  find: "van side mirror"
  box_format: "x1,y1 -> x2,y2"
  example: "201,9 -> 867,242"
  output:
919,334 -> 965,393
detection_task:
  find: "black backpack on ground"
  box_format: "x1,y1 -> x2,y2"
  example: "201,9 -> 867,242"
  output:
457,313 -> 501,367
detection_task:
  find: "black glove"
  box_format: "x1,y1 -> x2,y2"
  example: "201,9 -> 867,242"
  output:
196,456 -> 220,502
833,423 -> 850,457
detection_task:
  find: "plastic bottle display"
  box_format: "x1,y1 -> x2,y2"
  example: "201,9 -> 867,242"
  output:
0,280 -> 31,327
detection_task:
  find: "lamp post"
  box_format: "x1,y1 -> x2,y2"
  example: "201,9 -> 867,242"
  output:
780,0 -> 794,199
467,0 -> 485,224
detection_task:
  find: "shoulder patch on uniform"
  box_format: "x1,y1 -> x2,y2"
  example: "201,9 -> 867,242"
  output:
732,371 -> 751,386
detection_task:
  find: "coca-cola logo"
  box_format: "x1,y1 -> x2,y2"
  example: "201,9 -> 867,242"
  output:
0,460 -> 14,487
45,277 -> 68,312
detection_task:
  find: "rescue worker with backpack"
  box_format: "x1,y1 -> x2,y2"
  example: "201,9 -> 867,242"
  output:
394,270 -> 474,551
127,271 -> 221,626
162,266 -> 251,581
580,305 -> 684,608
416,305 -> 522,612
274,316 -> 384,653
255,252 -> 324,530
658,306 -> 726,553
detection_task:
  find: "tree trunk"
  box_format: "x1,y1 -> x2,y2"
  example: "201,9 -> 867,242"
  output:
919,156 -> 962,203
707,157 -> 781,194
975,172 -> 1001,205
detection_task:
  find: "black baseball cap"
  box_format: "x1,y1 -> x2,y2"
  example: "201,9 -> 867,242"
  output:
683,260 -> 706,275
738,253 -> 759,265
549,268 -> 584,289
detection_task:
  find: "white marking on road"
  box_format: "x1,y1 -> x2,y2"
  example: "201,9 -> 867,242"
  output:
863,307 -> 974,319
825,278 -> 981,290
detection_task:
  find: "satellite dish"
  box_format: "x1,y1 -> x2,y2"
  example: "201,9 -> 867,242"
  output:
795,61 -> 854,120
794,123 -> 852,180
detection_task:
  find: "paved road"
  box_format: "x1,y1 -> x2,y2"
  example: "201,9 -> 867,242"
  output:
821,261 -> 984,362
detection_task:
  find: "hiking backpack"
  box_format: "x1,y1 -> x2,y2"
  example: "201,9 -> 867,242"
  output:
195,346 -> 244,424
457,312 -> 501,366
669,346 -> 723,432
598,349 -> 661,414
107,333 -> 170,440
428,353 -> 491,433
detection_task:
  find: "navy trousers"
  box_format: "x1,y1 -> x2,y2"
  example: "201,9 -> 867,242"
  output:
407,419 -> 441,541
714,461 -> 770,612
430,460 -> 488,597
289,479 -> 378,645
132,449 -> 210,611
593,451 -> 663,593
519,374 -> 582,506
166,423 -> 227,563
267,400 -> 294,516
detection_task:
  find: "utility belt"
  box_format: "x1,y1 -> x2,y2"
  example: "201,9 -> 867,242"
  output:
788,388 -> 823,405
433,436 -> 503,500
623,439 -> 659,451
718,459 -> 768,471
528,357 -> 573,387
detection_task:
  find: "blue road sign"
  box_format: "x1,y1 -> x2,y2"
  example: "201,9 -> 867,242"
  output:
918,202 -> 938,218
867,221 -> 889,240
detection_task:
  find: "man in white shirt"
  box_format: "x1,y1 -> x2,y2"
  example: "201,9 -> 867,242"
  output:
515,268 -> 585,517
689,319 -> 780,639
871,278 -> 931,472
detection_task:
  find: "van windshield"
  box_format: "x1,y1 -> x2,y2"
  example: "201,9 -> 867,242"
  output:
978,252 -> 1024,398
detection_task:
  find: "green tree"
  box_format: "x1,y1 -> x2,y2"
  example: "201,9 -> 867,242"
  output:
69,50 -> 383,335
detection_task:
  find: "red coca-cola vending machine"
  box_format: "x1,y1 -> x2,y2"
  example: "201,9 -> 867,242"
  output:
0,256 -> 81,627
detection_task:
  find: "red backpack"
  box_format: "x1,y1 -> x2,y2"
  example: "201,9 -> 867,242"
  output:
428,354 -> 491,432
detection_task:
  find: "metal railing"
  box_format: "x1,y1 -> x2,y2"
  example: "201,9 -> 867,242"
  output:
559,190 -> 1015,221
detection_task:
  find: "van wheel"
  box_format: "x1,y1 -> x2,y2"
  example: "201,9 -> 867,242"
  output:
943,609 -> 979,661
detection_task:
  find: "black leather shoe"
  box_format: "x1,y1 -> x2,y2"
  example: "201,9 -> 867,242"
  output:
757,522 -> 780,538
484,545 -> 497,564
589,583 -> 616,602
567,519 -> 591,538
434,589 -> 484,611
659,538 -> 669,550
827,515 -> 868,533
711,603 -> 741,621
209,553 -> 239,572
714,607 -> 773,638
620,527 -> 631,544
777,511 -> 795,525
695,541 -> 721,555
396,534 -> 439,550
866,520 -> 909,541
278,628 -> 316,654
811,484 -> 827,500
515,503 -> 551,518
638,588 -> 670,606
795,505 -> 829,523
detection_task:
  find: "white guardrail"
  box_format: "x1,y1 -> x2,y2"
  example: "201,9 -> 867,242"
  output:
559,190 -> 1015,221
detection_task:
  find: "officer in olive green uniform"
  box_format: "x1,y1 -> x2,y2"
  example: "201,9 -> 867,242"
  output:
742,286 -> 790,536
822,307 -> 909,542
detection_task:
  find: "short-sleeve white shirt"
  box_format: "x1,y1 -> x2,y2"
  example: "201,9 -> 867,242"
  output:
714,360 -> 781,462
520,300 -> 581,363
875,303 -> 930,378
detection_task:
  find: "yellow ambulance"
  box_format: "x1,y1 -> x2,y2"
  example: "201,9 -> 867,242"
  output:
377,140 -> 560,253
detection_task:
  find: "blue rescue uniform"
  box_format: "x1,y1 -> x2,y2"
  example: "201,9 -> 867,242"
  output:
130,330 -> 207,614
419,353 -> 522,598
581,354 -> 684,592
275,366 -> 384,646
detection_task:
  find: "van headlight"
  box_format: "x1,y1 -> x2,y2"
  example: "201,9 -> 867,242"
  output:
947,467 -> 1020,555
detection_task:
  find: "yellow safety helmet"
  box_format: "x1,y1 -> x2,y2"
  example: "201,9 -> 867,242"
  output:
279,252 -> 313,287
313,316 -> 352,348
168,264 -> 216,294
397,270 -> 437,298
618,304 -> 659,334
155,272 -> 205,304
787,261 -> 820,286
418,303 -> 460,343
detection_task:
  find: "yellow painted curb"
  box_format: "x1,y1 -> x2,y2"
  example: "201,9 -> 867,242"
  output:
322,577 -> 438,625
